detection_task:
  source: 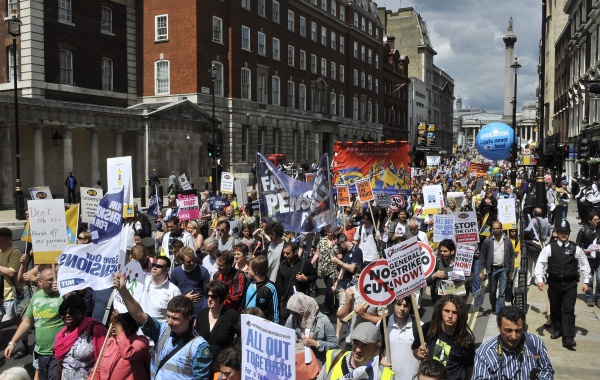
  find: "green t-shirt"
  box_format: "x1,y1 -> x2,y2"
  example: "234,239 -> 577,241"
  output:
25,290 -> 64,355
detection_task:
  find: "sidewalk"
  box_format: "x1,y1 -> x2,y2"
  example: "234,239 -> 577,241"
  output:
481,201 -> 600,379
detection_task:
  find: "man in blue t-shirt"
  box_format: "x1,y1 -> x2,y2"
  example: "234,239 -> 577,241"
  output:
332,233 -> 363,291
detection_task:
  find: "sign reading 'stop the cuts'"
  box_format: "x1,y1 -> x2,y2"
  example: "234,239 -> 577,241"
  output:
454,211 -> 478,243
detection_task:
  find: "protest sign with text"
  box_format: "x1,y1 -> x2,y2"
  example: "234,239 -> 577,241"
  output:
355,177 -> 374,202
178,173 -> 192,190
418,242 -> 437,278
221,172 -> 235,194
454,244 -> 476,277
426,156 -> 441,166
241,314 -> 295,380
107,156 -> 134,217
358,260 -> 396,307
29,186 -> 53,200
375,191 -> 391,208
497,198 -> 517,230
385,237 -> 427,299
80,187 -> 104,224
176,189 -> 199,221
28,199 -> 69,264
90,189 -> 124,243
388,194 -> 406,212
454,211 -> 479,243
234,179 -> 248,206
422,184 -> 444,214
433,215 -> 456,242
336,184 -> 351,206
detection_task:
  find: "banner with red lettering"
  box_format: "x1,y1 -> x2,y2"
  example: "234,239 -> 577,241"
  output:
176,189 -> 199,221
332,141 -> 411,194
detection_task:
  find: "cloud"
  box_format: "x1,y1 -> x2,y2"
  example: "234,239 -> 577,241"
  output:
383,0 -> 542,113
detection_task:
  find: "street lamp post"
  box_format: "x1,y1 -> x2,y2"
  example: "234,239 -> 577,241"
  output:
210,62 -> 218,194
510,57 -> 521,187
6,10 -> 24,220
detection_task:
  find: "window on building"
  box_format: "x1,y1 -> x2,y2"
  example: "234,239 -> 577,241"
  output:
375,27 -> 379,38
258,32 -> 266,55
368,49 -> 372,64
375,54 -> 379,69
272,1 -> 280,23
311,54 -> 317,73
7,46 -> 17,83
299,84 -> 307,110
258,0 -> 265,17
300,50 -> 306,70
257,71 -> 267,103
339,94 -> 344,117
312,80 -> 327,113
375,79 -> 378,93
330,62 -> 336,80
321,27 -> 327,45
242,26 -> 251,50
339,65 -> 344,82
353,42 -> 358,58
331,32 -> 336,50
331,1 -> 336,16
155,15 -> 168,41
353,69 -> 358,86
101,58 -> 113,91
258,129 -> 264,153
361,45 -> 365,61
321,58 -> 327,77
213,61 -> 224,96
340,36 -> 344,53
361,72 -> 365,88
155,59 -> 169,94
8,0 -> 17,15
339,5 -> 345,21
300,16 -> 306,37
101,7 -> 112,33
321,0 -> 327,11
241,68 -> 251,100
242,0 -> 250,10
374,102 -> 378,123
353,97 -> 358,120
59,0 -> 72,22
368,21 -> 372,35
273,38 -> 280,60
213,17 -> 223,43
288,45 -> 295,66
272,76 -> 280,105
288,10 -> 294,31
353,12 -> 358,27
272,128 -> 280,153
311,22 -> 317,41
288,81 -> 295,108
241,124 -> 250,161
367,75 -> 372,91
330,92 -> 336,115
360,98 -> 366,121
361,17 -> 365,31
367,101 -> 372,122
304,131 -> 310,160
59,49 -> 73,85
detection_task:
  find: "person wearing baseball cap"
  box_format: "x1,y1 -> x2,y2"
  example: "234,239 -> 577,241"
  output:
318,322 -> 395,380
535,219 -> 592,348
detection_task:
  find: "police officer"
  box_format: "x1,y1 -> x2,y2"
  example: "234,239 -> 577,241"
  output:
535,220 -> 591,348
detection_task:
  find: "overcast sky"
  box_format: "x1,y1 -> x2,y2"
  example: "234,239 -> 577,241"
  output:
381,0 -> 544,114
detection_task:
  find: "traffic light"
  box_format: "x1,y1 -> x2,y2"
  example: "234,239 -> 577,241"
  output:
510,143 -> 518,159
563,145 -> 569,159
216,146 -> 222,158
207,143 -> 214,157
580,139 -> 589,158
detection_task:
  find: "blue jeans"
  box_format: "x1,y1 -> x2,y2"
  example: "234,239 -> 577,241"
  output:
471,258 -> 481,294
585,258 -> 600,302
490,267 -> 507,313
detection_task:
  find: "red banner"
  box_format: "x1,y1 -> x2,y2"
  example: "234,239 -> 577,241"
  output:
332,141 -> 411,193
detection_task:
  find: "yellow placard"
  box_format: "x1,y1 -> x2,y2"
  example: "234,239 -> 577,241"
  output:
34,251 -> 61,265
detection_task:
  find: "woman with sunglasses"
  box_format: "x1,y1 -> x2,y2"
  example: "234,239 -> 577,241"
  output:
195,280 -> 240,359
53,295 -> 107,380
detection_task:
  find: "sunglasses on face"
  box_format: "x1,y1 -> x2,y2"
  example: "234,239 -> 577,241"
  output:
152,263 -> 166,269
207,294 -> 218,299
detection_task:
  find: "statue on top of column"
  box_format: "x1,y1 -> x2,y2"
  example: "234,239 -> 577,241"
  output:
508,17 -> 513,33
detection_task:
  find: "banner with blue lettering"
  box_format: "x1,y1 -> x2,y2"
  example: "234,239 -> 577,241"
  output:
257,153 -> 333,233
56,229 -> 127,296
241,314 -> 295,380
147,184 -> 162,218
90,188 -> 124,243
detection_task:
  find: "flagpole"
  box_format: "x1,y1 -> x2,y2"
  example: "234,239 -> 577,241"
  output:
325,154 -> 335,229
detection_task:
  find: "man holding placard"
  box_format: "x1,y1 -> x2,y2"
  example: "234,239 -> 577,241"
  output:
0,228 -> 22,326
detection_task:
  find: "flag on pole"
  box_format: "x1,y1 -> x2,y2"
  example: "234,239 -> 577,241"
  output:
65,204 -> 79,245
147,184 -> 162,218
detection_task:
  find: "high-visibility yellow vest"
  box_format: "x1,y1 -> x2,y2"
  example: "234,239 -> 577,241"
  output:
323,350 -> 394,380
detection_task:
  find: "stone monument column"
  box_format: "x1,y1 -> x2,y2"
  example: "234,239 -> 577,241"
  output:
90,129 -> 100,185
63,127 -> 73,184
502,18 -> 517,124
115,131 -> 123,157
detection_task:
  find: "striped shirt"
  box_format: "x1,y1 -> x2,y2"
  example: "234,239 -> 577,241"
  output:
473,333 -> 554,380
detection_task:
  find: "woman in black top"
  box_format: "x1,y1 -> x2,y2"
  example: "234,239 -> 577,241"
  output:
195,280 -> 240,359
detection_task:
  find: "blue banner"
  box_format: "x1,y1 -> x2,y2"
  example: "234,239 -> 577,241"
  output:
257,153 -> 333,232
209,195 -> 230,211
147,185 -> 163,218
90,188 -> 124,243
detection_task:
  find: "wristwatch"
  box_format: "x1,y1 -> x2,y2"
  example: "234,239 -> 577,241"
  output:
7,342 -> 16,346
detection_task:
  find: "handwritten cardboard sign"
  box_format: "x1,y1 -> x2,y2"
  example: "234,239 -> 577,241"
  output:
355,178 -> 374,202
27,199 -> 69,264
337,185 -> 351,206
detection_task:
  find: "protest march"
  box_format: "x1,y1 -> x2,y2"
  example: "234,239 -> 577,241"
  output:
6,140 -> 582,380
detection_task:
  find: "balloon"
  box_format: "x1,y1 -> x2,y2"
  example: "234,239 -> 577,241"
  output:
489,166 -> 494,171
493,167 -> 500,174
476,122 -> 515,161
496,173 -> 501,177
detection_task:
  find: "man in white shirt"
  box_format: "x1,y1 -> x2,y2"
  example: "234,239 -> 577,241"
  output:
354,213 -> 380,264
202,237 -> 219,278
407,220 -> 429,244
139,256 -> 182,321
266,222 -> 285,283
217,220 -> 235,251
160,216 -> 195,261
379,297 -> 421,379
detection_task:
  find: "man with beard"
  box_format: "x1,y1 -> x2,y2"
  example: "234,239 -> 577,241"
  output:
276,242 -> 317,322
161,216 -> 195,260
4,266 -> 64,380
332,233 -> 363,292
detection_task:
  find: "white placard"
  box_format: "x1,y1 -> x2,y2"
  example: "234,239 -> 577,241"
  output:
426,156 -> 441,166
497,198 -> 517,228
221,171 -> 235,194
473,286 -> 487,311
385,237 -> 427,299
375,191 -> 391,208
178,173 -> 192,190
113,260 -> 147,313
241,314 -> 296,380
27,199 -> 69,264
80,187 -> 104,224
235,179 -> 248,206
453,211 -> 479,243
454,243 -> 476,277
422,184 -> 444,212
433,215 -> 456,242
29,186 -> 53,200
107,156 -> 134,217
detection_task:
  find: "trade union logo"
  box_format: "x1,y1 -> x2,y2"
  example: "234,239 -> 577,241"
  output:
35,192 -> 47,199
87,189 -> 98,196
